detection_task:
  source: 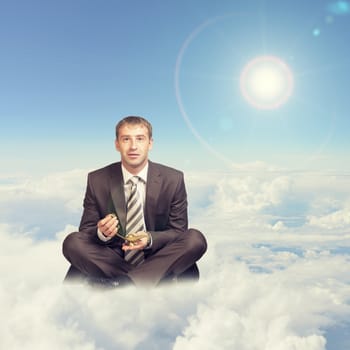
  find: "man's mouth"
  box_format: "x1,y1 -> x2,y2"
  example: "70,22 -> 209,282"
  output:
128,153 -> 139,158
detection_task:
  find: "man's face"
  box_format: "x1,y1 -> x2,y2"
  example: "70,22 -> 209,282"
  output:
115,123 -> 153,174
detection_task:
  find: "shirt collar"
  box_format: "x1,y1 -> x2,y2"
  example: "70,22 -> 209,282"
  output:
121,162 -> 148,184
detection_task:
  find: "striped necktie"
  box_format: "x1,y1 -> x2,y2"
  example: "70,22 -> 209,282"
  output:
125,176 -> 145,265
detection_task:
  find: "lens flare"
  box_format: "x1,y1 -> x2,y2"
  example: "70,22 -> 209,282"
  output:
240,55 -> 294,110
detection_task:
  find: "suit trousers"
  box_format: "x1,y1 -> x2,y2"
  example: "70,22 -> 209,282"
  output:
62,228 -> 207,287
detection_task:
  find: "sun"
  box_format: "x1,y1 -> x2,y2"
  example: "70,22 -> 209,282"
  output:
240,55 -> 294,110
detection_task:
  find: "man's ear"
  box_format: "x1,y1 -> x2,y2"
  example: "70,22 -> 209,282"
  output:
149,137 -> 154,150
115,139 -> 120,151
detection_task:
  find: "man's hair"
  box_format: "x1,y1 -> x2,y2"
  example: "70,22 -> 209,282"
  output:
115,116 -> 153,139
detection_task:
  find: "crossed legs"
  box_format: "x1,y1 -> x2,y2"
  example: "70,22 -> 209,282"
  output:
62,229 -> 207,287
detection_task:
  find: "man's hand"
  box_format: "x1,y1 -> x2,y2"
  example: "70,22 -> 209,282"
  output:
98,214 -> 119,238
122,231 -> 150,251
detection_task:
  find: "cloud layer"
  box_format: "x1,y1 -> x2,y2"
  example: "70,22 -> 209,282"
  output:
1,165 -> 350,349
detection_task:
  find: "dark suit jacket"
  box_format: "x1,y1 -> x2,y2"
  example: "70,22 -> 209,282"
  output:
79,160 -> 188,253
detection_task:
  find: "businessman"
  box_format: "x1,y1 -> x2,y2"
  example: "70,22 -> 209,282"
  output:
62,116 -> 207,287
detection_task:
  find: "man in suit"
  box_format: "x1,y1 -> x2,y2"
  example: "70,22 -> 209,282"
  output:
62,116 -> 207,287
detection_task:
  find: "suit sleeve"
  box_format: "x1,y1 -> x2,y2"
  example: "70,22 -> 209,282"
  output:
148,172 -> 188,252
78,173 -> 120,246
167,173 -> 188,231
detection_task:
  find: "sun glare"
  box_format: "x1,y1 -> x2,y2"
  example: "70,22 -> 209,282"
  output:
240,55 -> 294,110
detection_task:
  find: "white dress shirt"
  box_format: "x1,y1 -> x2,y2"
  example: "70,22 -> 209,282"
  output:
97,162 -> 148,242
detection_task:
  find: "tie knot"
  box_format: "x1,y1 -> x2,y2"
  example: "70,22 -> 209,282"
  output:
128,176 -> 140,186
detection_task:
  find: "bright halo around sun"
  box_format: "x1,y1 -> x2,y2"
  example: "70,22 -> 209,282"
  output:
240,55 -> 294,110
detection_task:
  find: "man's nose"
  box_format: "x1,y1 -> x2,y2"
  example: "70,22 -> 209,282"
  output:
130,138 -> 137,148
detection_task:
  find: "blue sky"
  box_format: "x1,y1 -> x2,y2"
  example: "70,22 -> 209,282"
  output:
1,0 -> 350,175
1,2 -> 350,349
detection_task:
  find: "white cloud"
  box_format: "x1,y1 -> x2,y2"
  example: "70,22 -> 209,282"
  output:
187,167 -> 350,236
307,205 -> 350,229
0,170 -> 87,239
1,223 -> 349,350
209,175 -> 291,212
1,167 -> 350,349
0,169 -> 87,212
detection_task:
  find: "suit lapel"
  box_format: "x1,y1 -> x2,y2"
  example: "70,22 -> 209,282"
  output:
109,163 -> 127,235
145,161 -> 162,230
